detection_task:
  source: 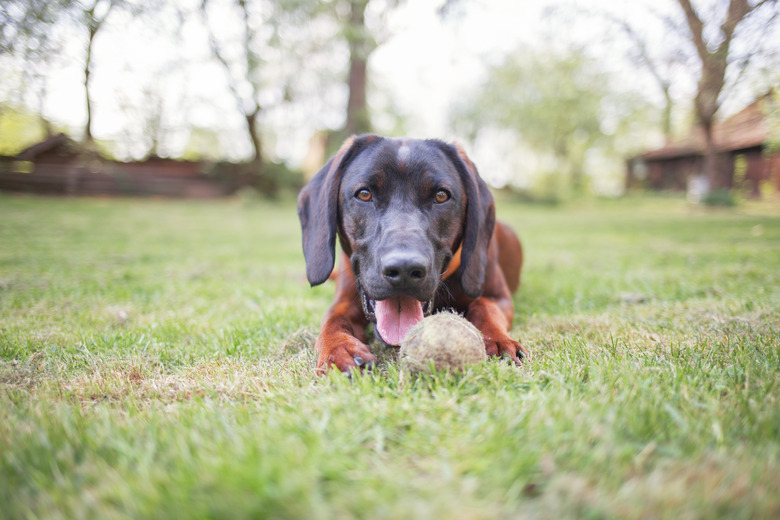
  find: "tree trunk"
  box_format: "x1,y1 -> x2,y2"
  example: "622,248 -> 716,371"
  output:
82,0 -> 113,148
660,84 -> 673,142
676,0 -> 763,195
38,79 -> 53,138
694,55 -> 727,189
245,110 -> 263,172
345,0 -> 371,135
84,25 -> 96,145
346,54 -> 369,135
700,119 -> 717,193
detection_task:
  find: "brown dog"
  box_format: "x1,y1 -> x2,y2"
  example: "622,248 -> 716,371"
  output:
297,135 -> 526,373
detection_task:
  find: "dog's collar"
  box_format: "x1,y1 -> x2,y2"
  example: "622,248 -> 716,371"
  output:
442,246 -> 462,281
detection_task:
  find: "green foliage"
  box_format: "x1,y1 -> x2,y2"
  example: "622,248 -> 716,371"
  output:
0,103 -> 47,155
0,0 -> 74,56
525,170 -> 567,205
455,51 -> 607,191
765,88 -> 780,154
205,160 -> 304,198
181,127 -> 224,162
702,188 -> 737,207
1,195 -> 779,518
453,49 -> 658,198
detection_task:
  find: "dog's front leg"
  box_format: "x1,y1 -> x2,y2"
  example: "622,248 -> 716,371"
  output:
465,267 -> 528,364
466,297 -> 527,364
314,254 -> 375,374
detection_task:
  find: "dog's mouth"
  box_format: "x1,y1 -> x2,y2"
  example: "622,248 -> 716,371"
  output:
361,291 -> 433,346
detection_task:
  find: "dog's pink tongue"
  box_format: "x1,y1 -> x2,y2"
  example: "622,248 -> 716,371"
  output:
375,296 -> 424,346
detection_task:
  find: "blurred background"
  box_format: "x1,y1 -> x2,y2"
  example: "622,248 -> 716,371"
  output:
1,0 -> 778,203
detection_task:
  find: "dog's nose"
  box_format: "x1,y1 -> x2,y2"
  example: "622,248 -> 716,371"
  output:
381,252 -> 429,288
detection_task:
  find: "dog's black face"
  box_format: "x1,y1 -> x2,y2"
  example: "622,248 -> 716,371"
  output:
298,135 -> 496,347
338,139 -> 466,345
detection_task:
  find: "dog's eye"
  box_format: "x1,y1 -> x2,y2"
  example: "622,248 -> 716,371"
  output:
434,189 -> 450,203
356,188 -> 372,202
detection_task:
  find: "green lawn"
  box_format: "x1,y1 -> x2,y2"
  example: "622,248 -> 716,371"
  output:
1,193 -> 779,519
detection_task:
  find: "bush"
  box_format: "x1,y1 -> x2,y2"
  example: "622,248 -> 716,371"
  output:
702,188 -> 737,207
206,160 -> 304,198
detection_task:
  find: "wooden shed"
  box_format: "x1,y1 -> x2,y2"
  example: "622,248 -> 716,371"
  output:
627,97 -> 779,197
0,133 -> 226,198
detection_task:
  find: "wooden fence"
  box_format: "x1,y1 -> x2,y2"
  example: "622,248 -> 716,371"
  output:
0,160 -> 230,198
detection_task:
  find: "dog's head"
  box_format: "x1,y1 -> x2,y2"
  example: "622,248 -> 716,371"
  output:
298,135 -> 495,345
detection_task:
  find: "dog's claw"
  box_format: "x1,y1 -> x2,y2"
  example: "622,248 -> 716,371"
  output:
491,338 -> 527,366
501,351 -> 522,366
344,358 -> 376,379
353,357 -> 376,372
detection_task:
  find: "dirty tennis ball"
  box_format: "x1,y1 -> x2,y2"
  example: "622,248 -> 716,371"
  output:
399,311 -> 486,373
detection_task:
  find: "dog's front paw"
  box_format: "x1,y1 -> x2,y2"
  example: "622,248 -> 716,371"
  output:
315,334 -> 377,375
484,336 -> 528,365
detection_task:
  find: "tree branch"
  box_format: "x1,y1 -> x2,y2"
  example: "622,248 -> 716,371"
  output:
676,0 -> 707,60
199,1 -> 253,115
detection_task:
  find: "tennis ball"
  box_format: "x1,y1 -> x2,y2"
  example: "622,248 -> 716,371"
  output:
399,311 -> 486,373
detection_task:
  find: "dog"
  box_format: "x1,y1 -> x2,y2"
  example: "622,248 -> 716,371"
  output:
297,135 -> 527,373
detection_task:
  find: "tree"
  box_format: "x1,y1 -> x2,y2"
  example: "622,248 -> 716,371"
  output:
0,102 -> 50,154
201,0 -> 262,164
200,0 -> 403,167
343,0 -> 372,136
1,0 -> 149,148
324,0 -> 403,154
0,0 -> 76,137
676,0 -> 777,191
200,0 -> 335,169
598,11 -> 682,142
80,0 -> 116,146
454,50 -> 615,194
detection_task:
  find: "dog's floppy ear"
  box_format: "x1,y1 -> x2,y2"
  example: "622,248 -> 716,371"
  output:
297,135 -> 380,286
438,142 -> 496,299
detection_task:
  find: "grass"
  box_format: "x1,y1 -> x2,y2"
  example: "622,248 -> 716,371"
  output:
1,192 -> 779,519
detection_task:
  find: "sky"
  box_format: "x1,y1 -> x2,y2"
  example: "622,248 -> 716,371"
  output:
5,0 -> 778,188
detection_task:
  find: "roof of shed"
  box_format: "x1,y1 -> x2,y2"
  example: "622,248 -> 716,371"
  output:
636,96 -> 771,161
17,133 -> 84,161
